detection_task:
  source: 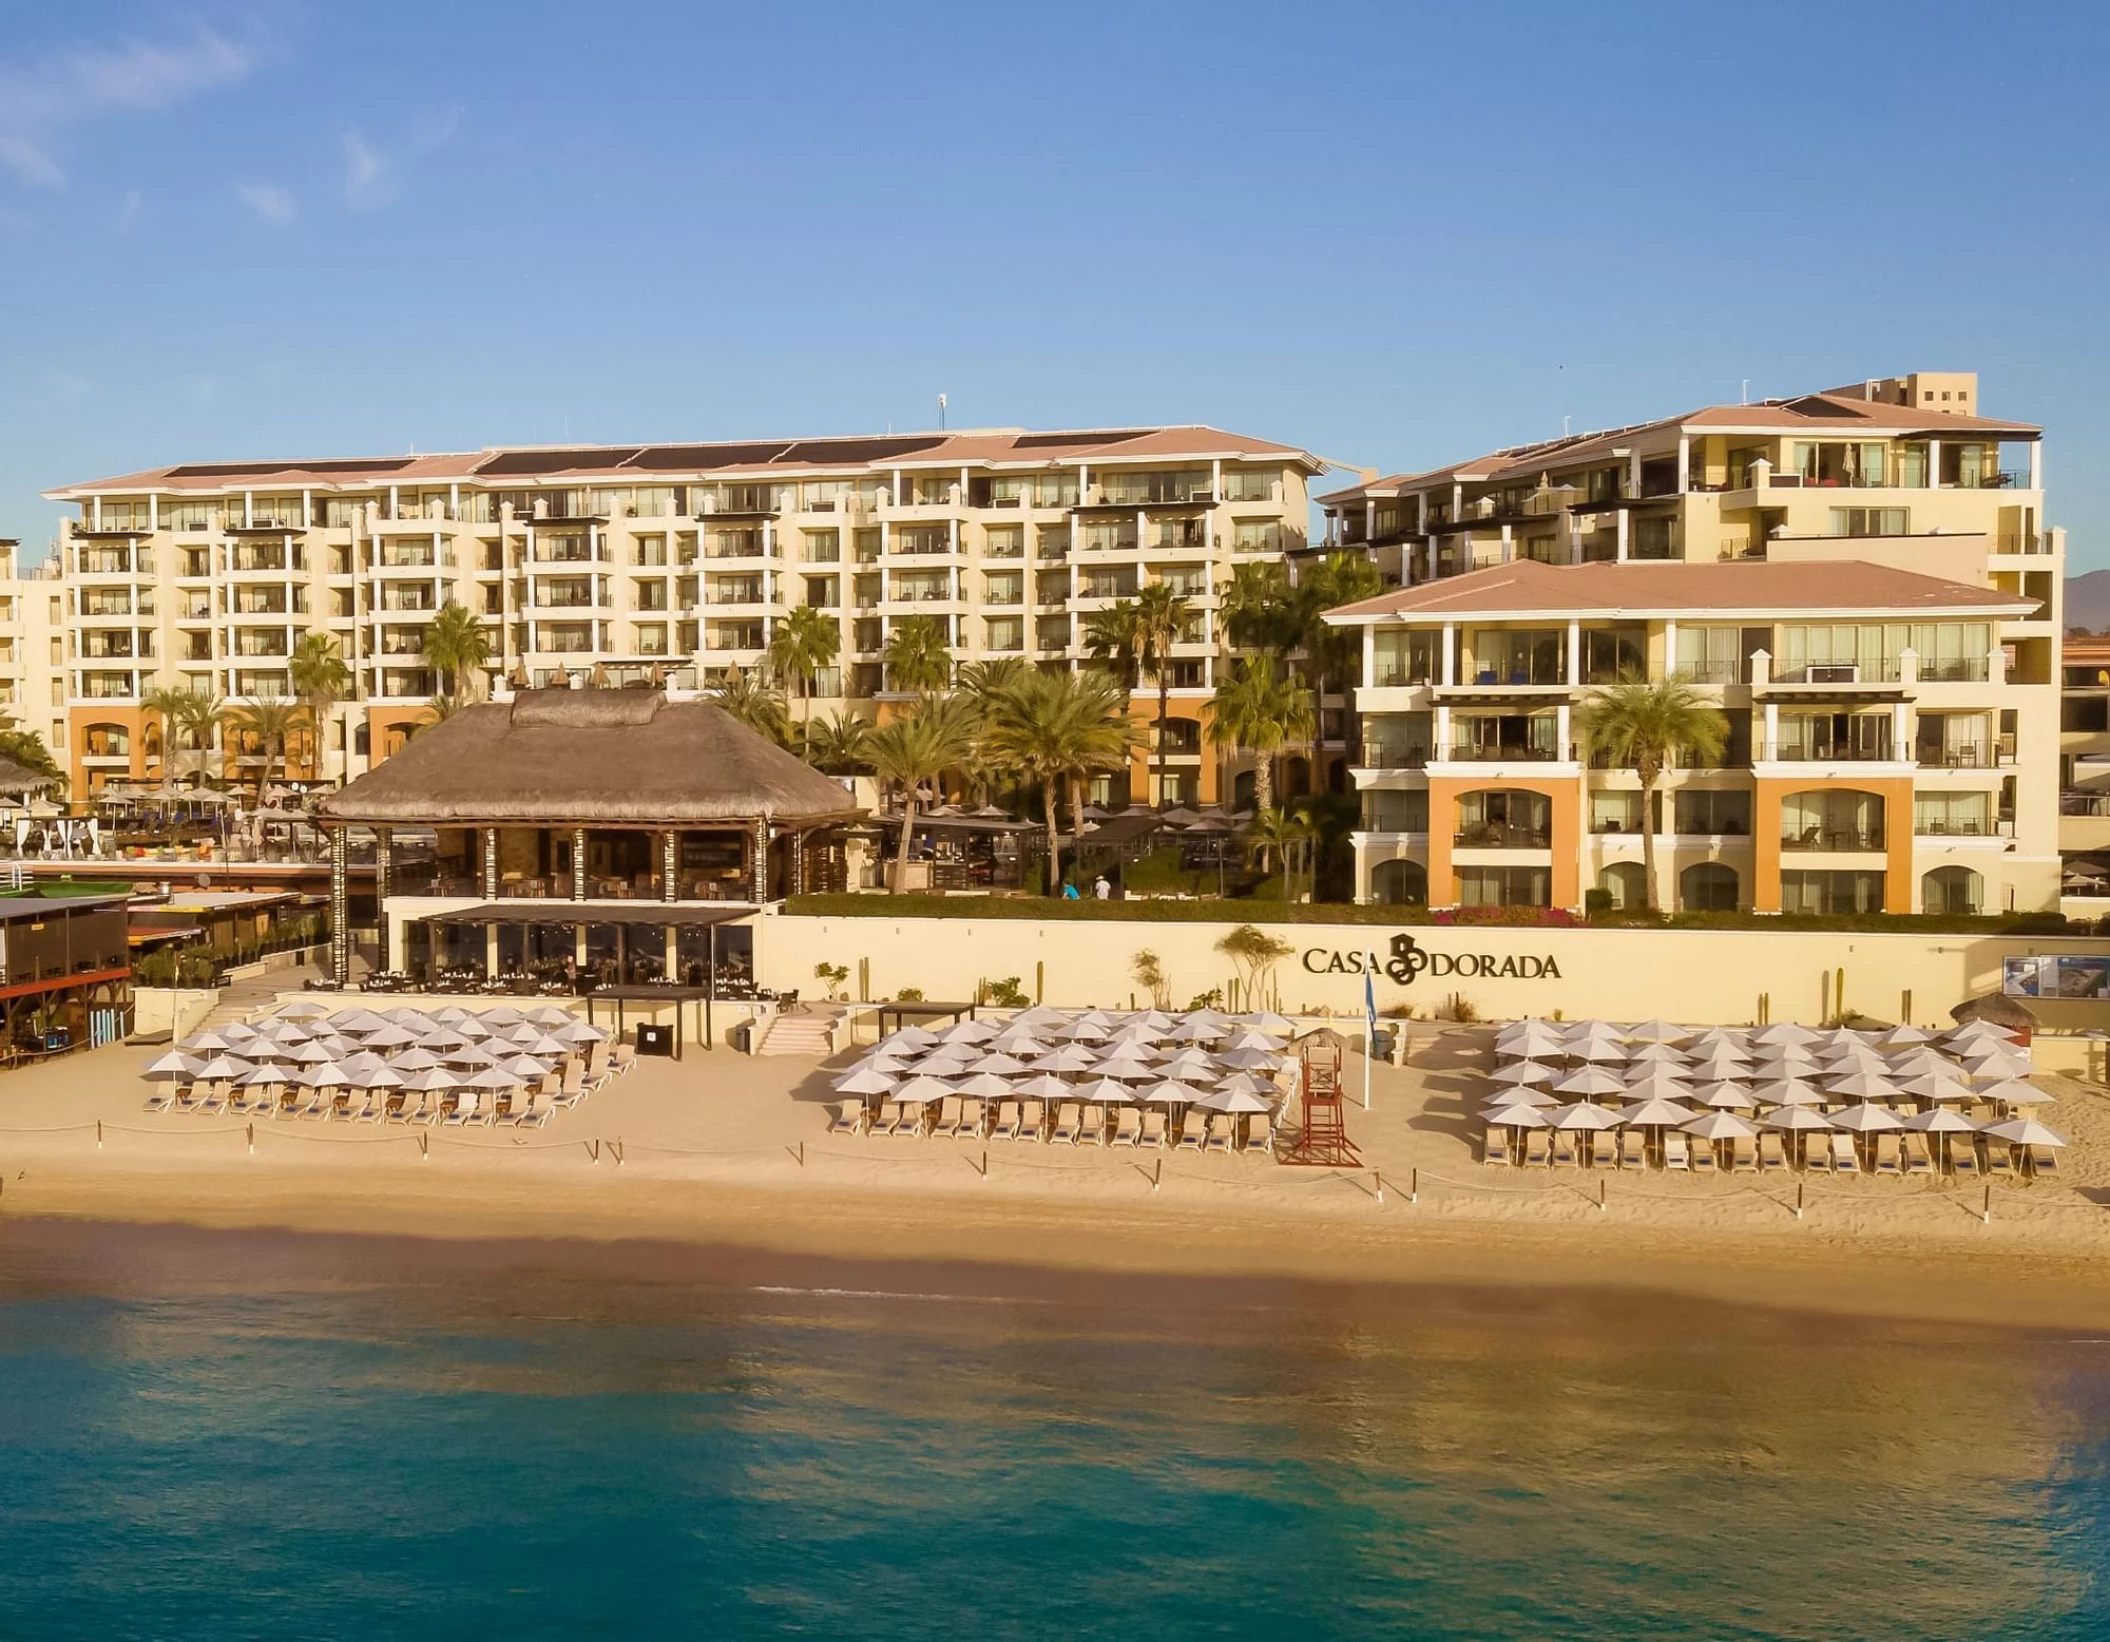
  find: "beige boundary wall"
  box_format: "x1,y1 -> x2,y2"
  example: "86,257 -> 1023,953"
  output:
755,912 -> 2110,1034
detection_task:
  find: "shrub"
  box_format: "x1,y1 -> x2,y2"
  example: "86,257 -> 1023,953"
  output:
977,976 -> 1029,1008
895,985 -> 924,1002
1583,887 -> 1614,914
1130,949 -> 1170,1010
1186,987 -> 1225,1011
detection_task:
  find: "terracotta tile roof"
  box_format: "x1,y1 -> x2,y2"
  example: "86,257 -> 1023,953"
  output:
49,426 -> 1325,497
1323,558 -> 2037,623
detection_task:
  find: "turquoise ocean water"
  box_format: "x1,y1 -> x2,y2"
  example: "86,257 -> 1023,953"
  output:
0,1219 -> 2103,1640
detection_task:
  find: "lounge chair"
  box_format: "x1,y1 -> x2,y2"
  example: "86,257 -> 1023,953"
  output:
143,1087 -> 176,1114
611,1042 -> 637,1076
1873,1134 -> 1902,1177
1482,1126 -> 1511,1167
1829,1133 -> 1858,1174
1550,1132 -> 1577,1167
1019,1099 -> 1047,1141
1588,1130 -> 1618,1169
1758,1133 -> 1787,1173
1203,1114 -> 1235,1154
957,1097 -> 987,1139
1730,1135 -> 1758,1174
1619,1130 -> 1646,1170
1663,1132 -> 1690,1172
1690,1137 -> 1717,1174
2029,1145 -> 2060,1180
1799,1134 -> 1827,1173
1052,1102 -> 1083,1145
1140,1110 -> 1169,1149
1110,1108 -> 1143,1148
895,1102 -> 929,1138
1243,1112 -> 1274,1157
992,1100 -> 1024,1141
1175,1111 -> 1207,1151
872,1098 -> 903,1135
1984,1141 -> 2015,1180
341,1093 -> 374,1125
934,1097 -> 962,1138
525,1092 -> 555,1129
442,1091 -> 480,1128
390,1093 -> 424,1126
1524,1129 -> 1551,1167
1948,1136 -> 1978,1178
829,1101 -> 864,1136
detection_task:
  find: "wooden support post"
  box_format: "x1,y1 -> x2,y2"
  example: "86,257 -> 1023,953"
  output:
1983,1182 -> 1992,1224
1152,1158 -> 1162,1192
1795,1179 -> 1804,1219
1374,1169 -> 1383,1205
1597,1176 -> 1607,1213
96,1119 -> 102,1150
1410,1166 -> 1419,1204
246,1122 -> 254,1156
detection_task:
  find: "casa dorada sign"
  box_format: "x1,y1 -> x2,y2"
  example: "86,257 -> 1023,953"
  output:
1300,932 -> 1563,984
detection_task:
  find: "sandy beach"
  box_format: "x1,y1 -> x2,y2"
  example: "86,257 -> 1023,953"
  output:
6,1017 -> 2110,1329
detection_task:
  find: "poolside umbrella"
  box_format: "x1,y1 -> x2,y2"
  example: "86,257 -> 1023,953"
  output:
1886,1047 -> 1964,1080
1196,1085 -> 1275,1114
1058,1018 -> 1112,1041
1617,1094 -> 1697,1128
1620,1070 -> 1694,1104
1141,1079 -> 1209,1106
143,1051 -> 202,1079
1828,1102 -> 1904,1133
1216,1048 -> 1289,1073
953,1071 -> 1016,1101
1495,1019 -> 1565,1058
1875,1024 -> 1937,1047
1240,1012 -> 1297,1035
352,1063 -> 405,1090
239,1063 -> 291,1088
1165,1018 -> 1224,1044
1973,1078 -> 2048,1110
1748,1022 -> 1820,1047
1681,1110 -> 1757,1141
1481,1103 -> 1550,1129
1982,1117 -> 2066,1149
1553,1065 -> 1626,1099
1483,1087 -> 1558,1109
1961,1049 -> 2034,1081
193,1054 -> 247,1082
1074,1076 -> 1141,1105
1158,1049 -> 1220,1079
1548,1100 -> 1623,1131
291,1063 -> 347,1089
1820,1069 -> 1903,1103
986,1034 -> 1049,1058
1010,1073 -> 1073,1102
969,1052 -> 1031,1077
1751,1078 -> 1826,1107
892,1075 -> 955,1106
1030,1045 -> 1101,1075
1623,1018 -> 1690,1045
833,1066 -> 901,1096
1760,1105 -> 1833,1133
1489,1060 -> 1559,1086
1623,1042 -> 1688,1068
389,1046 -> 443,1072
180,1030 -> 237,1053
1690,1082 -> 1759,1111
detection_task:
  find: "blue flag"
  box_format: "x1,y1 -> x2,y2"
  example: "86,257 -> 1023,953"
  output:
1365,955 -> 1378,1042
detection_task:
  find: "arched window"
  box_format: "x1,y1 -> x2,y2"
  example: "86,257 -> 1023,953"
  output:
353,722 -> 372,758
1680,861 -> 1740,912
1372,859 -> 1427,906
1598,861 -> 1647,909
82,722 -> 130,759
1922,865 -> 1983,916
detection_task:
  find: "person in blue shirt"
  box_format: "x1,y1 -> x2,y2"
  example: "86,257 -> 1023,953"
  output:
1061,880 -> 1081,900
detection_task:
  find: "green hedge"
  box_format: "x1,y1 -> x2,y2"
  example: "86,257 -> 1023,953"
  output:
783,893 -> 2082,936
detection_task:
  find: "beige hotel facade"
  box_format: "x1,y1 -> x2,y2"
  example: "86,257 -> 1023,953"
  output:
1321,372 -> 2066,917
41,427 -> 1325,801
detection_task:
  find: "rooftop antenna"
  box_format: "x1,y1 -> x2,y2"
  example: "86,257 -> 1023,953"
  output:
938,392 -> 947,431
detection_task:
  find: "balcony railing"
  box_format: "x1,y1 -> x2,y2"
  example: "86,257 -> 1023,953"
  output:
1443,744 -> 1564,762
1916,818 -> 2012,838
1454,824 -> 1552,849
1767,741 -> 1896,762
1781,828 -> 1885,852
1361,741 -> 1430,770
2060,791 -> 2110,817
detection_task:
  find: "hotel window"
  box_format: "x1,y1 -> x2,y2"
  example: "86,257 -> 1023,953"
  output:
983,573 -> 1023,606
895,524 -> 950,556
1581,626 -> 1646,684
1469,629 -> 1562,685
1922,865 -> 1982,915
803,529 -> 841,563
1223,469 -> 1278,503
1780,790 -> 1885,851
1674,626 -> 1743,684
1156,566 -> 1208,598
634,624 -> 669,656
984,525 -> 1024,559
634,581 -> 669,611
1362,790 -> 1428,833
1829,508 -> 1909,537
1673,789 -> 1749,836
1792,442 -> 1886,486
984,617 -> 1024,652
1591,791 -> 1644,834
1779,869 -> 1884,914
1372,629 -> 1437,687
164,501 -> 214,531
1233,519 -> 1281,554
891,571 -> 949,603
805,576 -> 839,609
634,535 -> 668,566
1914,791 -> 1994,836
802,480 -> 853,512
1455,865 -> 1550,908
854,529 -> 881,564
1036,526 -> 1071,559
1080,519 -> 1137,553
708,620 -> 764,651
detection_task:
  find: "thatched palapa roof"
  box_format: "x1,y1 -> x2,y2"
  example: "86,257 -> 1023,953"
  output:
0,755 -> 56,795
318,691 -> 861,828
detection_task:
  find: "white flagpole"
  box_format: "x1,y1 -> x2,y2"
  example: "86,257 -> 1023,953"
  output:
1363,951 -> 1376,1109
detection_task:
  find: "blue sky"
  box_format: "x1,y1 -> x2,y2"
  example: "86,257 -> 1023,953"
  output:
2,1 -> 2107,563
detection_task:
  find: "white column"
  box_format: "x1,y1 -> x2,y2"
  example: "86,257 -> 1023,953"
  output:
1441,623 -> 1456,686
1566,620 -> 1581,684
1361,626 -> 1375,693
948,516 -> 958,554
91,495 -> 102,529
1500,523 -> 1513,562
1927,439 -> 1943,488
1627,452 -> 1642,496
389,484 -> 400,519
1763,702 -> 1779,761
1616,511 -> 1630,561
1556,702 -> 1572,759
1365,499 -> 1375,541
147,491 -> 158,530
1663,620 -> 1678,679
1434,703 -> 1452,753
1891,699 -> 1909,759
1676,436 -> 1691,493
2029,442 -> 2043,490
244,490 -> 254,528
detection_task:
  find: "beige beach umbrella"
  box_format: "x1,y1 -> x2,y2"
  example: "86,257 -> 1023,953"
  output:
1616,1094 -> 1697,1128
1620,1070 -> 1695,1103
1058,1018 -> 1112,1041
1892,1071 -> 1973,1104
1623,1018 -> 1691,1045
143,1050 -> 203,1079
1875,1024 -> 1938,1047
1828,1102 -> 1904,1133
1982,1117 -> 2066,1149
352,1063 -> 405,1091
1495,1019 -> 1565,1057
405,1067 -> 464,1093
193,1054 -> 248,1082
1902,1107 -> 1978,1135
1682,1046 -> 1755,1080
239,1063 -> 292,1088
1681,1110 -> 1757,1141
1944,1019 -> 2020,1051
885,1025 -> 940,1050
1489,1061 -> 1559,1086
1165,1017 -> 1225,1044
1484,1087 -> 1559,1110
389,1046 -> 443,1072
1030,1045 -> 1101,1075
1886,1047 -> 1965,1080
954,1071 -> 1016,1101
1548,1100 -> 1624,1131
1141,1079 -> 1210,1106
1751,1078 -> 1826,1107
1623,1042 -> 1688,1068
1073,1075 -> 1142,1105
1013,1006 -> 1072,1031
291,1062 -> 348,1089
1197,1085 -> 1275,1114
1010,1072 -> 1073,1102
1554,1065 -> 1627,1099
1217,1047 -> 1288,1073
179,1030 -> 238,1054
1239,1011 -> 1297,1035
1684,1027 -> 1752,1054
1482,1103 -> 1550,1129
1973,1078 -> 2049,1110
987,1034 -> 1050,1059
1820,1068 -> 1903,1104
1748,1022 -> 1821,1047
499,1054 -> 554,1080
968,1052 -> 1031,1077
1689,1082 -> 1759,1111
1158,1048 -> 1221,1079
891,1074 -> 955,1106
833,1065 -> 901,1096
1963,1051 -> 2035,1082
1759,1105 -> 1833,1132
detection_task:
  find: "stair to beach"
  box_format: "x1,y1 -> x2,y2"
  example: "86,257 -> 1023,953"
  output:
757,1006 -> 845,1057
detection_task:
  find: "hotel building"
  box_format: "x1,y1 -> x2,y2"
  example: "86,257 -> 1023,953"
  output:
1321,373 -> 2064,916
41,428 -> 1326,802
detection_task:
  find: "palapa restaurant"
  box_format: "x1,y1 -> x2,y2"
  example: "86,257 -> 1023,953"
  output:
315,689 -> 861,991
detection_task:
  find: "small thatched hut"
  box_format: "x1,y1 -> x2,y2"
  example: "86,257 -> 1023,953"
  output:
1949,991 -> 2037,1042
0,754 -> 58,797
314,691 -> 862,985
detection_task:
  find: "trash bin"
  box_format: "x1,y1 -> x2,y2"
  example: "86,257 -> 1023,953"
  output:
636,1023 -> 673,1057
1371,1027 -> 1397,1063
728,1022 -> 752,1054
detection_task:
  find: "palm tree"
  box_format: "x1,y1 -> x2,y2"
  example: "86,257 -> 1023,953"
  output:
141,683 -> 189,782
1219,561 -> 1301,656
1244,804 -> 1315,896
0,711 -> 63,789
981,668 -> 1138,896
709,665 -> 793,746
865,693 -> 979,884
167,689 -> 227,785
1085,584 -> 1191,809
1210,657 -> 1314,814
288,631 -> 353,783
883,615 -> 953,695
1294,550 -> 1384,771
1579,673 -> 1730,914
767,605 -> 841,750
804,710 -> 871,775
421,601 -> 492,703
956,656 -> 1027,703
233,698 -> 305,799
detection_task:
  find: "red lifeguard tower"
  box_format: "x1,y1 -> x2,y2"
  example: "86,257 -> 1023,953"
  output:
1280,1029 -> 1361,1167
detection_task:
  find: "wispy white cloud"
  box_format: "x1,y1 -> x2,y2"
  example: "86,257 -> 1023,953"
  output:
112,188 -> 142,230
341,107 -> 461,210
237,182 -> 294,224
0,25 -> 255,188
